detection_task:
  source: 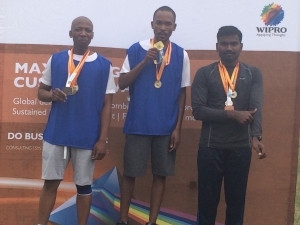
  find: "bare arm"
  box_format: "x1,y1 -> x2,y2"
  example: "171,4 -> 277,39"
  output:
91,94 -> 113,160
118,47 -> 158,90
169,88 -> 186,151
37,82 -> 67,102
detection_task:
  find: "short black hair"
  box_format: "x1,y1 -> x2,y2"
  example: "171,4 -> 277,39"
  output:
153,6 -> 176,22
217,26 -> 242,42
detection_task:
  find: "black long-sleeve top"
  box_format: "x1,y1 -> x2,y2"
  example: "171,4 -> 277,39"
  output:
191,61 -> 263,149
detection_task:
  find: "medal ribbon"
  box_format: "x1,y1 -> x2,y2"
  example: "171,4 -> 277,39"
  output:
151,39 -> 172,82
218,61 -> 239,94
66,49 -> 90,87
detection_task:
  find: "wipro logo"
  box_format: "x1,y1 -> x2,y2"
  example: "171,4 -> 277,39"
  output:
261,3 -> 284,26
256,3 -> 287,37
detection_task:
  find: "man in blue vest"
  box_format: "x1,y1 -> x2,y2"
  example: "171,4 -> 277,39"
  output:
37,16 -> 116,225
116,6 -> 190,225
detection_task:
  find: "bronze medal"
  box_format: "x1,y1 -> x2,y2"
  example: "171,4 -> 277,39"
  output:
225,105 -> 234,110
225,100 -> 234,110
63,86 -> 78,95
63,87 -> 73,95
154,80 -> 162,88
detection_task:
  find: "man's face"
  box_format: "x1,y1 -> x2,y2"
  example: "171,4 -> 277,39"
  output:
151,10 -> 176,44
216,34 -> 243,65
69,18 -> 94,49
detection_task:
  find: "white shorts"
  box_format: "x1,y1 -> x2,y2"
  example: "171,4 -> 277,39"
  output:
41,141 -> 95,185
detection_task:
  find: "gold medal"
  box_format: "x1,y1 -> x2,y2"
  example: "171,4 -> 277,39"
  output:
153,41 -> 164,50
154,80 -> 162,88
153,41 -> 164,64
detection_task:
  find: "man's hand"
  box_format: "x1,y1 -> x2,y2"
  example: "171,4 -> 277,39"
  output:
252,137 -> 266,159
91,140 -> 108,160
51,88 -> 67,102
144,48 -> 159,63
227,108 -> 257,124
169,129 -> 180,152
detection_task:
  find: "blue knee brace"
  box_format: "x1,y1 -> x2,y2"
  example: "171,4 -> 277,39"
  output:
76,184 -> 92,195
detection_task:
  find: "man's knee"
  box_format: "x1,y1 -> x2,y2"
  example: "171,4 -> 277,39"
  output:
76,184 -> 92,195
43,180 -> 61,192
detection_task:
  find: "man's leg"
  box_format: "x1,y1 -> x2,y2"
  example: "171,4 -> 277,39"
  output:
77,193 -> 92,225
149,174 -> 166,224
119,135 -> 151,224
119,175 -> 136,223
39,142 -> 68,224
224,147 -> 251,225
197,147 -> 224,225
38,179 -> 61,224
72,148 -> 95,225
148,135 -> 174,224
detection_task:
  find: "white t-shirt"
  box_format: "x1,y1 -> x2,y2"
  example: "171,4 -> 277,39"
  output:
120,39 -> 191,88
41,50 -> 117,94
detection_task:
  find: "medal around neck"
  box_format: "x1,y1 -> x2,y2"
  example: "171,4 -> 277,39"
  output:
154,80 -> 162,88
65,49 -> 89,96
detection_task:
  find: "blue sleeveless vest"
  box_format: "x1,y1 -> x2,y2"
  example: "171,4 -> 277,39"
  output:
43,50 -> 110,149
124,42 -> 184,135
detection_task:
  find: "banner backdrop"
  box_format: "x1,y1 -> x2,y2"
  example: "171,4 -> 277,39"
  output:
0,1 -> 300,225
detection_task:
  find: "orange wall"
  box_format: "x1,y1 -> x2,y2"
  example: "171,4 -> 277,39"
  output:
0,44 -> 299,225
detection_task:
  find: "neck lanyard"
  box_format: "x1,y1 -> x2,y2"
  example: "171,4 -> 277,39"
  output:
218,61 -> 239,94
65,49 -> 90,88
151,39 -> 172,88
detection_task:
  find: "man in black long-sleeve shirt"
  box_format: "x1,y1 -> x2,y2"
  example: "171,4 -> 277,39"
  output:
191,26 -> 266,225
